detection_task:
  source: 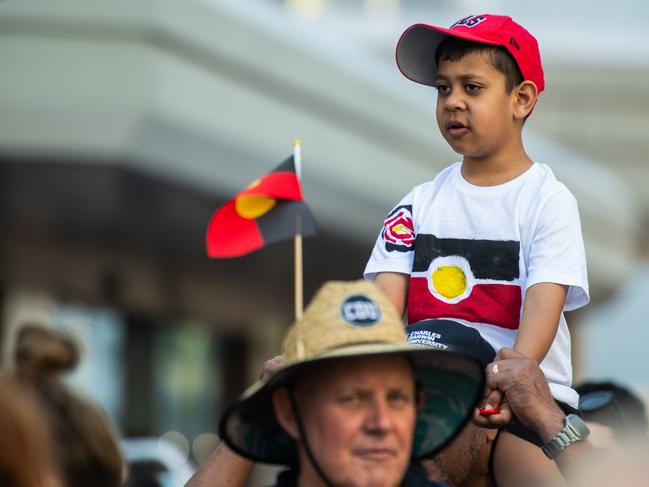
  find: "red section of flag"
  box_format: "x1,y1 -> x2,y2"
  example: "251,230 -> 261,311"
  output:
407,277 -> 522,330
206,200 -> 265,258
238,171 -> 304,202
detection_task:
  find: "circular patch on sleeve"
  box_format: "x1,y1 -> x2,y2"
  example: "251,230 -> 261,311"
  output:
340,295 -> 382,327
382,205 -> 415,251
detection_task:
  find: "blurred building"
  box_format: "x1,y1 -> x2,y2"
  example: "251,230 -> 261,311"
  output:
0,0 -> 646,475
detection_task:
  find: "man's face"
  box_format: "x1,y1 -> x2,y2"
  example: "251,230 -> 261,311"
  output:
284,355 -> 417,487
434,50 -> 519,163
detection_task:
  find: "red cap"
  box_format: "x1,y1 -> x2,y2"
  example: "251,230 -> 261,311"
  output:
396,14 -> 544,93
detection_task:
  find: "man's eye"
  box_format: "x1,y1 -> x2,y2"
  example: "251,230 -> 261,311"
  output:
339,393 -> 361,405
388,392 -> 412,406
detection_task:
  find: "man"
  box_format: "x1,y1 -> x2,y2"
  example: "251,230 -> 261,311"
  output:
189,318 -> 596,487
191,280 -> 485,487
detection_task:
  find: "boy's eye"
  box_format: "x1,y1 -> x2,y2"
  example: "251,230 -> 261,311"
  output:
434,83 -> 450,94
465,83 -> 481,93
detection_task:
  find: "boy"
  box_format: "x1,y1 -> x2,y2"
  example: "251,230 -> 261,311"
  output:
364,14 -> 589,487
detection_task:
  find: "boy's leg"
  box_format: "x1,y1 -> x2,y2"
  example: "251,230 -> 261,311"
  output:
492,431 -> 567,487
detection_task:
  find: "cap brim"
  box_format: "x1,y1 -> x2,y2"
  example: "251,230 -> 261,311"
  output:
396,24 -> 501,86
219,343 -> 484,465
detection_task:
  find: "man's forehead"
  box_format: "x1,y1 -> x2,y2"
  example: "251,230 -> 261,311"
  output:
299,355 -> 414,390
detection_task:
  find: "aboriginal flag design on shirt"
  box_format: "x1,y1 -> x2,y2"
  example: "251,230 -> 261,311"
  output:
382,205 -> 415,252
408,234 -> 522,330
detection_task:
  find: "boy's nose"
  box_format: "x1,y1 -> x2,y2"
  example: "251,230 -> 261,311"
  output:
444,91 -> 466,111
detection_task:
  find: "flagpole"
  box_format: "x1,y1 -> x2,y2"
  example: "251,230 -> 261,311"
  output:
293,139 -> 303,321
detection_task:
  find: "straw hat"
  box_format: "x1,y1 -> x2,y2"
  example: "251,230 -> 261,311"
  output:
219,280 -> 484,465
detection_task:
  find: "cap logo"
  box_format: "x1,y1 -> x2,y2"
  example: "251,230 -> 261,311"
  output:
450,15 -> 487,29
340,294 -> 382,327
509,37 -> 520,50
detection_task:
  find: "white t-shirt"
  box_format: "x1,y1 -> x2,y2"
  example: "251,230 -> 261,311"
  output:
364,162 -> 589,407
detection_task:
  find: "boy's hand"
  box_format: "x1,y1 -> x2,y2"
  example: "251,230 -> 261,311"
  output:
473,348 -> 566,441
473,387 -> 512,428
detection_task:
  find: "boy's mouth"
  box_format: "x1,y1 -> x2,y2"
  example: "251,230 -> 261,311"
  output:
446,120 -> 469,137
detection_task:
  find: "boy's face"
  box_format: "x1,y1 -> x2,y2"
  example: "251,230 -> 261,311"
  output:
434,50 -> 519,161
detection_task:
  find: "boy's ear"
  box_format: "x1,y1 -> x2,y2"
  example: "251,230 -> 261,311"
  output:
272,388 -> 301,440
513,80 -> 539,120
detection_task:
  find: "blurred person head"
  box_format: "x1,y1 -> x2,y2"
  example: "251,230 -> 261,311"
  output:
220,280 -> 484,487
0,374 -> 60,487
576,381 -> 648,446
13,324 -> 124,487
571,445 -> 649,487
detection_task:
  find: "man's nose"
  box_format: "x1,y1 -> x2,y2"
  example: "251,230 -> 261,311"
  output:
364,397 -> 393,433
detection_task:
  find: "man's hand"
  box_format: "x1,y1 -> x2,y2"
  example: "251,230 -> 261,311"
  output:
472,348 -> 565,442
259,355 -> 283,382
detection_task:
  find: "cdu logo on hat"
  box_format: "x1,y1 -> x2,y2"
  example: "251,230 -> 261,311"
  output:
340,295 -> 382,327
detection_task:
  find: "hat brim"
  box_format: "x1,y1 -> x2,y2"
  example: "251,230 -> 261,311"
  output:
219,342 -> 484,465
396,23 -> 501,86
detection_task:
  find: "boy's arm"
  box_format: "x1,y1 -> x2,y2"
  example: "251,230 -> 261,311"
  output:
514,282 -> 568,362
373,272 -> 409,318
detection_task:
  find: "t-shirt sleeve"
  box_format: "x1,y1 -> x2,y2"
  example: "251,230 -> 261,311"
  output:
525,189 -> 590,311
363,191 -> 416,281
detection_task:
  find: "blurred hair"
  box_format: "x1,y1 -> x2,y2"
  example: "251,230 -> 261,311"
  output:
14,324 -> 124,487
0,373 -> 58,487
576,380 -> 648,439
436,37 -> 524,93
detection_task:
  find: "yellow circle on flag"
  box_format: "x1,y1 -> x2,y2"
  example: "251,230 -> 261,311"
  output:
235,195 -> 277,219
432,265 -> 467,299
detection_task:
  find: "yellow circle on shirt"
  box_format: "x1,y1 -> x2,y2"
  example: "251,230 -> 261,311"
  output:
432,265 -> 467,299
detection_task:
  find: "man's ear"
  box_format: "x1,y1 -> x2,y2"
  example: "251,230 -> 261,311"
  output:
513,80 -> 539,120
416,389 -> 426,413
272,388 -> 301,440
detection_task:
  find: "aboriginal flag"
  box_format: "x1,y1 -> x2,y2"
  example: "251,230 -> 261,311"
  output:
408,234 -> 522,330
206,156 -> 317,258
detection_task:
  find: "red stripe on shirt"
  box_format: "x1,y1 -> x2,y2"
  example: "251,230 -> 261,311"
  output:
407,277 -> 522,330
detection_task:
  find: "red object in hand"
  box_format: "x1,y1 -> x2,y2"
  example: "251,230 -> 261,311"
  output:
479,407 -> 501,416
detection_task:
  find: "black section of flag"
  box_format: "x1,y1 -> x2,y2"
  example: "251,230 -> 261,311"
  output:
271,156 -> 295,174
412,234 -> 520,281
257,201 -> 317,245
